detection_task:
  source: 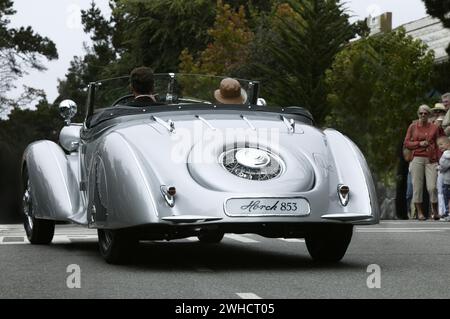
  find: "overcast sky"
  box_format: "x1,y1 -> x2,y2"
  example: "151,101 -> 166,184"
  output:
8,0 -> 428,103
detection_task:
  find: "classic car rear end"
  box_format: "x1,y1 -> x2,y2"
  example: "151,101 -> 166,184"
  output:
21,74 -> 379,264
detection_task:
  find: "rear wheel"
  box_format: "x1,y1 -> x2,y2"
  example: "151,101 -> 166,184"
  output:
305,225 -> 353,262
94,176 -> 138,264
98,229 -> 137,264
22,168 -> 55,244
197,232 -> 224,243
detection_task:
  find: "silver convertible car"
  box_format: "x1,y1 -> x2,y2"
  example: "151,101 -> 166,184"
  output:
21,73 -> 379,263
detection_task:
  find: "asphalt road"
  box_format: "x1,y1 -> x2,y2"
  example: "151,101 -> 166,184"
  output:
0,221 -> 449,299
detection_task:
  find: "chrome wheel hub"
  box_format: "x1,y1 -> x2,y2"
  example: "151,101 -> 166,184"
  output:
221,148 -> 284,181
235,148 -> 271,169
23,181 -> 33,230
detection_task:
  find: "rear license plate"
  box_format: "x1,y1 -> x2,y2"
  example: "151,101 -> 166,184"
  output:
225,197 -> 310,217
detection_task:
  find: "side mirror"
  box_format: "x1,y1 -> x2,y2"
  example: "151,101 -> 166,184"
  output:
59,99 -> 77,125
257,98 -> 267,106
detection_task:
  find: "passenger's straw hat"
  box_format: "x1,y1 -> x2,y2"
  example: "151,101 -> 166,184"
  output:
432,103 -> 446,112
214,78 -> 246,104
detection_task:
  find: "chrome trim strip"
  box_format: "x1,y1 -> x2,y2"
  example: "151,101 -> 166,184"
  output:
321,213 -> 372,221
280,115 -> 295,133
152,116 -> 175,133
224,196 -> 310,217
240,115 -> 256,130
162,215 -> 223,223
195,115 -> 216,130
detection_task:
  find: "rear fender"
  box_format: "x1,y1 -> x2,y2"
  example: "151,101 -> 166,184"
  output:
324,129 -> 380,222
22,141 -> 80,220
87,132 -> 160,229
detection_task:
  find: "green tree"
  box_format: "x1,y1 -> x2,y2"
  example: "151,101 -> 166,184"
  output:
57,0 -> 219,108
0,98 -> 61,221
326,29 -> 435,181
352,19 -> 371,38
109,0 -> 216,73
57,1 -> 116,113
179,0 -> 254,75
0,0 -> 58,220
431,60 -> 450,94
423,0 -> 450,25
111,0 -> 273,74
255,0 -> 354,125
0,0 -> 57,110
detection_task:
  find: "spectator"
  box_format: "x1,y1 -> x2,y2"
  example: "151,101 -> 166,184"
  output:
437,136 -> 450,221
440,93 -> 450,135
404,105 -> 443,220
431,103 -> 446,125
433,107 -> 447,216
442,92 -> 450,110
403,119 -> 417,219
432,104 -> 447,216
406,167 -> 415,219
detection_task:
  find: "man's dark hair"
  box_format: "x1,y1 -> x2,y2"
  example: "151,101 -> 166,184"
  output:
130,66 -> 154,94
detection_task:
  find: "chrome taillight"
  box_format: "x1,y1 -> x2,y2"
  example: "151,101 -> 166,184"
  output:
161,185 -> 176,207
337,184 -> 350,206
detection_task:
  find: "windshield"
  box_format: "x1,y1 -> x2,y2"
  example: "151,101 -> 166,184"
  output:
90,73 -> 258,113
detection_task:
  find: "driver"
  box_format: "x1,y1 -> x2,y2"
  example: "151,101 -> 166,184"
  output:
125,66 -> 158,107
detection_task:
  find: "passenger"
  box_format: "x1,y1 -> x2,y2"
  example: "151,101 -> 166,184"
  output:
404,104 -> 443,220
126,66 -> 158,107
214,78 -> 246,104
